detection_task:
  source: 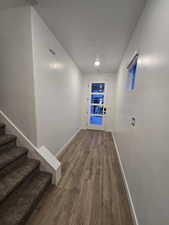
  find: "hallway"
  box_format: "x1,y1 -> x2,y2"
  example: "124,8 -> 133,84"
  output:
27,130 -> 133,225
1,1 -> 169,224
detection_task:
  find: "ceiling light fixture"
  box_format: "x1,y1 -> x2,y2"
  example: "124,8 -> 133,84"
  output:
94,58 -> 101,67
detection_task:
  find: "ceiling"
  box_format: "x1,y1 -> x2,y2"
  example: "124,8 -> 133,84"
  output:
34,0 -> 146,73
0,0 -> 146,73
0,0 -> 28,10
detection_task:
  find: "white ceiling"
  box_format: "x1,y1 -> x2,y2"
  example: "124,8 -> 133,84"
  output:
0,0 -> 146,73
0,0 -> 28,10
35,0 -> 146,73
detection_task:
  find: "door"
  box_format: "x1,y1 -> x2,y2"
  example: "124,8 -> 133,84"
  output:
87,82 -> 107,130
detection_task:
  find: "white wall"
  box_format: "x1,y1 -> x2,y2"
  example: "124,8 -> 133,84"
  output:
31,8 -> 83,155
115,1 -> 169,225
82,73 -> 116,132
0,6 -> 37,144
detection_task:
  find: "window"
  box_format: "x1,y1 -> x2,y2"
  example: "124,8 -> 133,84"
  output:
90,105 -> 103,114
127,53 -> 138,91
91,94 -> 104,104
90,116 -> 103,125
88,82 -> 105,127
91,83 -> 105,93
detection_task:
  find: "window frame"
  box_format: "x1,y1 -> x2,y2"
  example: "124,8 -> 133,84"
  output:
127,53 -> 139,91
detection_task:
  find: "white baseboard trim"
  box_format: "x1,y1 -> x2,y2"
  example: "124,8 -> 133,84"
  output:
0,110 -> 61,185
56,128 -> 81,158
112,133 -> 139,225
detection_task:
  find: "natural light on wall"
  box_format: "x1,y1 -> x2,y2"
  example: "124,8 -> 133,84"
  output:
49,63 -> 64,70
139,54 -> 166,68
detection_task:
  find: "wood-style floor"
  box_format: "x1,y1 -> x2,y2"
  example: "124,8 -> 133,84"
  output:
27,130 -> 133,225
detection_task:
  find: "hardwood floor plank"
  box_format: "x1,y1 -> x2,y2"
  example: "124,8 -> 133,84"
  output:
26,130 -> 133,225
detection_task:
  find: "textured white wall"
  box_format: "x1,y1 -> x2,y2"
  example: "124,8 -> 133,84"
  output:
0,6 -> 37,144
81,73 -> 116,132
115,1 -> 169,225
31,8 -> 83,155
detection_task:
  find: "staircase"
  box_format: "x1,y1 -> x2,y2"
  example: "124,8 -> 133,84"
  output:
0,122 -> 52,225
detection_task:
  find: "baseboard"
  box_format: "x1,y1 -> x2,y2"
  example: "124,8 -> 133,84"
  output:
0,110 -> 61,185
56,128 -> 81,158
112,133 -> 139,225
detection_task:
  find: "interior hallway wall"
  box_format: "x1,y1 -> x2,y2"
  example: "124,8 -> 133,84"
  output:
0,6 -> 37,144
114,1 -> 169,225
31,8 -> 83,155
81,73 -> 116,132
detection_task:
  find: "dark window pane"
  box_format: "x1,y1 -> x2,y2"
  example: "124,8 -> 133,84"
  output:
91,94 -> 104,104
91,83 -> 105,93
129,61 -> 137,90
91,105 -> 103,115
90,116 -> 103,125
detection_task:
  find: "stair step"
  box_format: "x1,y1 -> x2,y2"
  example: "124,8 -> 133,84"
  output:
0,135 -> 17,151
0,147 -> 28,171
0,123 -> 5,136
0,159 -> 40,203
0,171 -> 52,225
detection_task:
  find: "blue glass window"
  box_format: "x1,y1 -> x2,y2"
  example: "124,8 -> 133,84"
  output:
91,105 -> 103,115
90,116 -> 103,125
91,83 -> 105,93
129,61 -> 137,90
91,94 -> 104,104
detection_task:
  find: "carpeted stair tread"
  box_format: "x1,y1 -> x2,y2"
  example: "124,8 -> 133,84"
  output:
0,147 -> 28,170
0,123 -> 6,136
0,123 -> 5,129
0,171 -> 52,225
0,121 -> 53,225
0,159 -> 40,203
0,135 -> 17,147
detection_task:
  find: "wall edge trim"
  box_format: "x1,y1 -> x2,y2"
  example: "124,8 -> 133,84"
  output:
112,132 -> 139,225
56,128 -> 81,158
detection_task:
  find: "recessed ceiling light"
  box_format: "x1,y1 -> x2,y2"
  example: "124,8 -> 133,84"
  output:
94,59 -> 101,67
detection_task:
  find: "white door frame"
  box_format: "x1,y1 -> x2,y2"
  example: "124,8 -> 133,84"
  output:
87,81 -> 107,130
